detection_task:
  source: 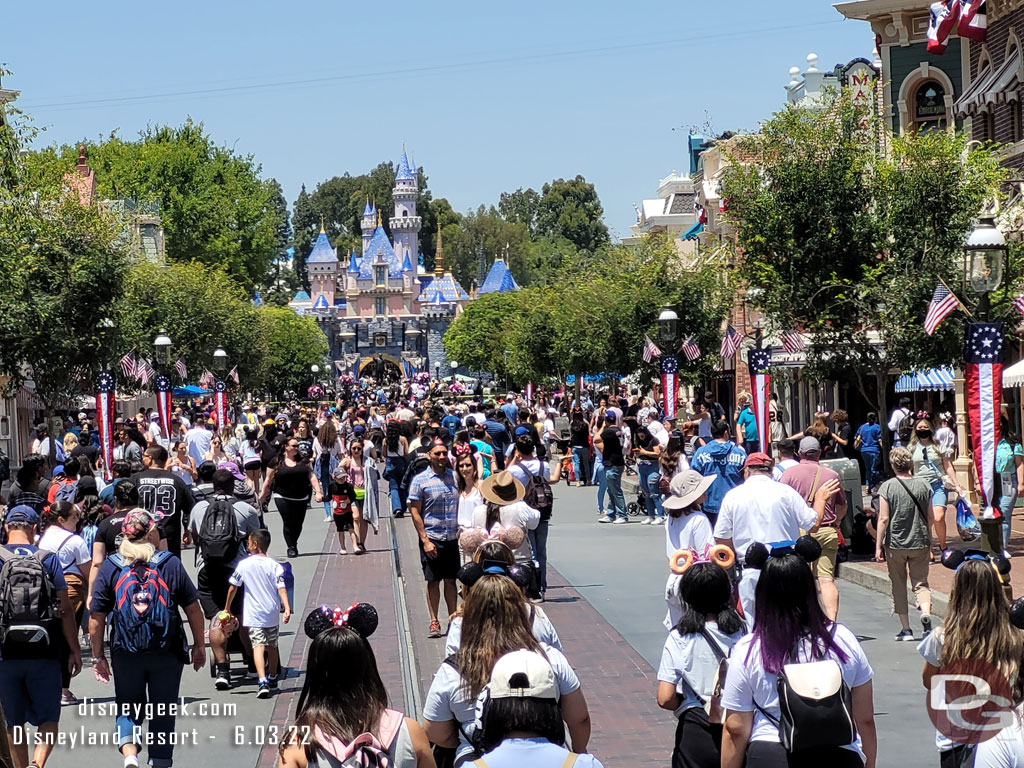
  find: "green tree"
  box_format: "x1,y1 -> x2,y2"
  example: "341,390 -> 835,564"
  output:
498,187 -> 540,236
723,91 -> 1005,418
441,206 -> 531,289
535,176 -> 610,254
25,121 -> 285,291
259,306 -> 330,396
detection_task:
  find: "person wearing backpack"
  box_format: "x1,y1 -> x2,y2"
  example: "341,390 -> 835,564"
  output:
657,562 -> 746,768
188,468 -> 260,691
887,397 -> 913,448
0,505 -> 82,768
89,508 -> 206,768
719,538 -> 876,768
278,603 -> 433,768
507,434 -> 560,601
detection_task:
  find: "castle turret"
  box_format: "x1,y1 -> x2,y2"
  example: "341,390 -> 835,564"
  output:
307,220 -> 339,310
361,199 -> 376,256
390,144 -> 422,266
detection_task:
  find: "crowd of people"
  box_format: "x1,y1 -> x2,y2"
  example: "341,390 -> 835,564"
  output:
0,378 -> 1023,768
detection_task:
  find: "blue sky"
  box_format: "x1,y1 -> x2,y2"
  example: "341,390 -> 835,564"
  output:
6,1 -> 869,240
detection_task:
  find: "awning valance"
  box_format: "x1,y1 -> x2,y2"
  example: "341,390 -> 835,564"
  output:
956,50 -> 1023,116
894,366 -> 955,393
1004,359 -> 1024,388
681,221 -> 704,241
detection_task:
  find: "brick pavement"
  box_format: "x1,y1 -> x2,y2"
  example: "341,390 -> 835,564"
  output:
256,510 -> 405,768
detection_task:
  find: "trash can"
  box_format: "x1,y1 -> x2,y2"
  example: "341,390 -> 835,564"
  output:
821,457 -> 863,540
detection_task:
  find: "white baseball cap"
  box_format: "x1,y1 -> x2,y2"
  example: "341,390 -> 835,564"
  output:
485,649 -> 558,700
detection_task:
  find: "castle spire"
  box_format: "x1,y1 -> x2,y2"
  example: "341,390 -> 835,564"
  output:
435,228 -> 444,278
377,210 -> 382,228
320,215 -> 325,234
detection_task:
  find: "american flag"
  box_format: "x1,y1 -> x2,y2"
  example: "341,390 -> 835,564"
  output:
135,358 -> 155,386
119,350 -> 137,379
720,325 -> 742,358
174,357 -> 187,380
199,369 -> 215,389
680,336 -> 701,362
642,335 -> 661,363
694,202 -> 708,226
1012,290 -> 1024,318
924,283 -> 960,335
228,366 -> 240,385
965,322 -> 1004,519
959,0 -> 987,41
782,329 -> 806,353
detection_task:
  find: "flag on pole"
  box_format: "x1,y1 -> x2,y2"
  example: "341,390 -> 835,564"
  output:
660,354 -> 678,419
748,347 -> 773,455
927,0 -> 960,54
958,0 -> 987,40
174,358 -> 187,380
781,330 -> 806,354
720,325 -> 742,358
135,359 -> 155,386
228,366 -> 240,386
924,283 -> 960,335
642,335 -> 662,363
525,382 -> 533,404
1012,290 -> 1024,317
694,202 -> 708,226
119,350 -> 137,379
680,337 -> 701,362
965,322 -> 1004,519
199,370 -> 215,389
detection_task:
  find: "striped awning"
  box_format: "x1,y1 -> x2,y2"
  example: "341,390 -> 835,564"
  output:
894,366 -> 955,393
1004,359 -> 1024,388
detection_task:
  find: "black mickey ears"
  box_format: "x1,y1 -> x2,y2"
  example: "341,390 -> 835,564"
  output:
794,535 -> 822,564
303,602 -> 379,639
458,562 -> 484,587
745,542 -> 769,570
346,603 -> 379,638
1010,598 -> 1024,629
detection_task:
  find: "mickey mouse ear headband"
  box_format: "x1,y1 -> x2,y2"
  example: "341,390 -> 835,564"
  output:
744,536 -> 822,571
459,524 -> 526,555
941,549 -> 1012,583
304,602 -> 379,640
457,560 -> 532,591
669,545 -> 734,575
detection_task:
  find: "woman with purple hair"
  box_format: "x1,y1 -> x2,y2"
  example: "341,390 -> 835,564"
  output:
719,539 -> 877,768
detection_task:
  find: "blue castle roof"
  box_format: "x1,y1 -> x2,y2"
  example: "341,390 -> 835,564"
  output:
478,258 -> 521,295
395,147 -> 415,181
418,273 -> 470,303
347,251 -> 359,273
307,229 -> 337,263
311,294 -> 330,310
401,250 -> 413,272
291,290 -> 311,303
358,225 -> 404,279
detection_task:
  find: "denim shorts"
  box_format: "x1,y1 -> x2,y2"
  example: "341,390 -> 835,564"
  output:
930,480 -> 948,508
0,658 -> 61,726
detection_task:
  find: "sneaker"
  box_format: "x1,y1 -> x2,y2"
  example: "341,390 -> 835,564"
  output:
286,547 -> 298,559
428,619 -> 442,638
257,682 -> 272,699
640,517 -> 653,525
338,548 -> 348,555
323,515 -> 331,523
1004,550 -> 1012,560
268,675 -> 279,690
895,629 -> 914,642
613,516 -> 629,524
215,665 -> 231,691
597,514 -> 614,523
653,517 -> 665,525
921,615 -> 932,637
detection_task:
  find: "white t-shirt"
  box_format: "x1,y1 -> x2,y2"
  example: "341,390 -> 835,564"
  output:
665,510 -> 715,559
457,488 -> 483,529
771,458 -> 799,481
658,623 -> 745,714
509,457 -> 549,484
423,643 -> 579,764
229,554 -> 285,628
38,526 -> 90,577
721,623 -> 872,759
713,475 -> 817,561
469,502 -> 540,563
445,607 -> 561,656
975,713 -> 1024,767
476,738 -> 604,768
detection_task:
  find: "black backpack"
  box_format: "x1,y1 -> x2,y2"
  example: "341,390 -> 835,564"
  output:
523,465 -> 554,520
198,496 -> 241,563
897,410 -> 915,444
0,547 -> 62,658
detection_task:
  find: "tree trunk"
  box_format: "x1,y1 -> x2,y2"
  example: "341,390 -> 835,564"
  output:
875,369 -> 891,476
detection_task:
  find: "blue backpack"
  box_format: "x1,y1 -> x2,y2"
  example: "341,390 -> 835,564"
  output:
109,551 -> 175,653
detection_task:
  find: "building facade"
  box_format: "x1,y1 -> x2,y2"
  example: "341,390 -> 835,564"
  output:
291,147 -> 519,382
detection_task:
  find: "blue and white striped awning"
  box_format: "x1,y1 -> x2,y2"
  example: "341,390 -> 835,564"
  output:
894,366 -> 955,393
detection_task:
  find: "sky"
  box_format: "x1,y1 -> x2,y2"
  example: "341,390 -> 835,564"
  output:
5,1 -> 871,241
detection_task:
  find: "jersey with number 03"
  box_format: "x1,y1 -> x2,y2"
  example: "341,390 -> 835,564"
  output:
131,470 -> 192,527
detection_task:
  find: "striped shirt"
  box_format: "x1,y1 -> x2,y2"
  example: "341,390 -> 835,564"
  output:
408,467 -> 459,541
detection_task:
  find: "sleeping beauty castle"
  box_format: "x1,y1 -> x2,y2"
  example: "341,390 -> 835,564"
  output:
290,146 -> 520,383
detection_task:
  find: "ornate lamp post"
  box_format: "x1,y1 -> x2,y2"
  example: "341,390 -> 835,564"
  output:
212,347 -> 229,429
658,306 -> 679,419
152,331 -> 173,442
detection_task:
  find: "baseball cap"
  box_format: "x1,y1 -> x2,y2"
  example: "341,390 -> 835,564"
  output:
353,425 -> 366,434
121,508 -> 164,542
150,412 -> 160,421
218,461 -> 245,482
798,436 -> 822,454
514,426 -> 531,437
744,452 -> 774,469
4,505 -> 39,526
486,649 -> 559,700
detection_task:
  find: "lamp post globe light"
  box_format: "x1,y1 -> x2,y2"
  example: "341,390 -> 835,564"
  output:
212,347 -> 228,374
657,306 -> 679,345
153,329 -> 172,365
964,216 -> 1007,313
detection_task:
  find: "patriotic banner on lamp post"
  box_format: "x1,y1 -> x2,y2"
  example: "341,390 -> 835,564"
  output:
965,322 -> 1004,519
525,382 -> 533,405
660,354 -> 678,420
748,346 -> 773,455
214,380 -> 228,429
95,371 -> 116,480
154,375 -> 173,442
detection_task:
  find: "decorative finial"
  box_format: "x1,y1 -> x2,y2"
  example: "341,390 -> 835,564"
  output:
320,215 -> 325,233
377,210 -> 382,228
435,228 -> 444,278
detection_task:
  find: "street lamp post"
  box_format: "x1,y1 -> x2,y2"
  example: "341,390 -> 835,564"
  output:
212,347 -> 229,430
152,331 -> 174,444
657,306 -> 679,419
449,360 -> 458,382
153,329 -> 172,367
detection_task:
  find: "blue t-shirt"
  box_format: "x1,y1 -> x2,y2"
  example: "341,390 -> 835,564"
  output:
691,440 -> 747,515
478,738 -> 605,768
500,403 -> 519,424
856,423 -> 882,454
441,415 -> 462,439
737,407 -> 757,441
91,552 -> 200,661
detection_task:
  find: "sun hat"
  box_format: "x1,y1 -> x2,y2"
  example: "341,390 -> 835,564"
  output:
479,470 -> 527,506
486,649 -> 558,700
662,470 -> 716,510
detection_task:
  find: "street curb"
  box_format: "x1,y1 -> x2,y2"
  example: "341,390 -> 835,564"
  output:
838,561 -> 949,619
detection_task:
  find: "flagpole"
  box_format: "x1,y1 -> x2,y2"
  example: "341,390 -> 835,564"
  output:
937,277 -> 975,320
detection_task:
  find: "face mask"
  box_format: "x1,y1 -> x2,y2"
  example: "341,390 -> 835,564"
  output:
916,430 -> 932,440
